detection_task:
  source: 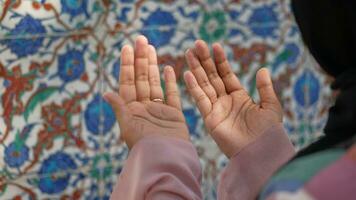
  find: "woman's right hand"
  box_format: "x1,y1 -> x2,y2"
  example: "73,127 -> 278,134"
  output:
104,36 -> 189,149
184,40 -> 283,158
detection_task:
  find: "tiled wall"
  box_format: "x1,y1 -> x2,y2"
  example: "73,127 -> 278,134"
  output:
0,0 -> 332,199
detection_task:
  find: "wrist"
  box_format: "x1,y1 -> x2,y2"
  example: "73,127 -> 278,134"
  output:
229,123 -> 288,158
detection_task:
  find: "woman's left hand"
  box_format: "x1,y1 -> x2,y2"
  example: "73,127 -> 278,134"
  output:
103,36 -> 190,149
184,40 -> 283,158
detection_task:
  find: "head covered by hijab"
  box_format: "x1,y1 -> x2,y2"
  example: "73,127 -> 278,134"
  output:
291,0 -> 356,157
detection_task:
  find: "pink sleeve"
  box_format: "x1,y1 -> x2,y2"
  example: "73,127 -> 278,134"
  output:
218,123 -> 296,200
110,136 -> 202,200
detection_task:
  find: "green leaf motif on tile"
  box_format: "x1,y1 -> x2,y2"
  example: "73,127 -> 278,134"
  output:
24,87 -> 58,121
199,10 -> 227,43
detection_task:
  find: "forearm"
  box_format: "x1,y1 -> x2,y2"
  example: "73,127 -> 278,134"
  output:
110,136 -> 202,200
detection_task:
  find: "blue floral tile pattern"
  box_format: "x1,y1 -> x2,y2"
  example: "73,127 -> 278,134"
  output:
0,0 -> 332,199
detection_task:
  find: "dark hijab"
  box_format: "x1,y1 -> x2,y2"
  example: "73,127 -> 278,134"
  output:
291,0 -> 356,157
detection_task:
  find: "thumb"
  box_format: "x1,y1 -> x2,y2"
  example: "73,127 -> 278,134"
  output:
256,68 -> 281,110
103,92 -> 129,123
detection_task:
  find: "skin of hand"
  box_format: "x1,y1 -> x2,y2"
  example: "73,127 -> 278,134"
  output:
103,35 -> 190,149
184,40 -> 283,158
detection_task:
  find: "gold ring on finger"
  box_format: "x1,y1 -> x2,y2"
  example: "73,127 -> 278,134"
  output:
152,98 -> 164,103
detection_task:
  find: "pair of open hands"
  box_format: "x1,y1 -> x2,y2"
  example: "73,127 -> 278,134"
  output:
103,36 -> 282,158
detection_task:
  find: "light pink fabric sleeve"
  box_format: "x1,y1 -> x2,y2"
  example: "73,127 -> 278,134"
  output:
110,136 -> 202,200
218,123 -> 296,200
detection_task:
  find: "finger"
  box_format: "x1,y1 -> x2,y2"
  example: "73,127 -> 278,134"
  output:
119,45 -> 136,103
185,49 -> 218,103
194,40 -> 226,96
164,66 -> 182,110
148,45 -> 164,102
212,43 -> 244,93
256,68 -> 281,110
134,35 -> 150,101
184,71 -> 212,117
103,92 -> 129,123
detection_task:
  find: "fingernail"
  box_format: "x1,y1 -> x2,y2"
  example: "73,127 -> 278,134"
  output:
195,39 -> 206,47
212,42 -> 219,49
137,35 -> 148,44
184,71 -> 195,87
122,44 -> 133,52
148,45 -> 155,51
165,65 -> 173,72
102,93 -> 111,102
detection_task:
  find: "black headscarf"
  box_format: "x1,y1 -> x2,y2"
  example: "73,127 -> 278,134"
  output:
291,0 -> 356,157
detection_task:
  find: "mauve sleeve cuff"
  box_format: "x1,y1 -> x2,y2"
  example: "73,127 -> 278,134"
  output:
110,136 -> 202,200
218,123 -> 296,200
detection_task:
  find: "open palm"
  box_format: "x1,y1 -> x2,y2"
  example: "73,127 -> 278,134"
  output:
184,41 -> 282,158
104,36 -> 189,149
